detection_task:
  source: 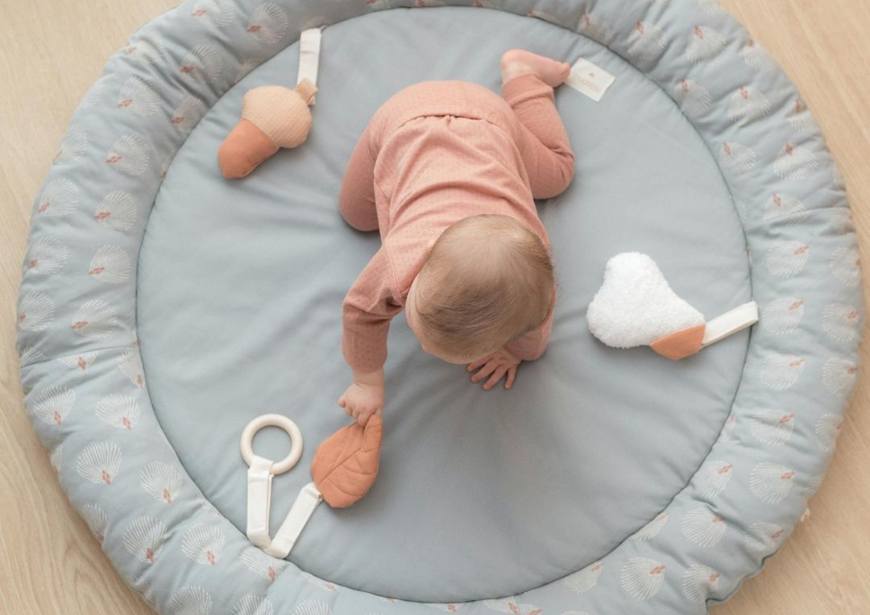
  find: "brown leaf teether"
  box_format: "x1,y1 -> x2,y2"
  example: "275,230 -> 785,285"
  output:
311,414 -> 383,508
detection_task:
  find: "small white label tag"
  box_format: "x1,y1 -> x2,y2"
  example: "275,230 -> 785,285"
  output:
565,58 -> 615,102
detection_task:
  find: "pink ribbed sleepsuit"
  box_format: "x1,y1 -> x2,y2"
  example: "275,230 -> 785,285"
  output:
339,74 -> 575,373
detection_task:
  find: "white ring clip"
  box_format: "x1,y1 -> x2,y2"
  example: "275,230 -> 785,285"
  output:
240,413 -> 303,475
240,414 -> 322,558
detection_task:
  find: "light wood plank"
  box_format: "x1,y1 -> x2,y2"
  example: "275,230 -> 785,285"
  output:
1,2 -> 868,614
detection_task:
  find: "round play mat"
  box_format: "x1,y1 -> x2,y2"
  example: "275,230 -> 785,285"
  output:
16,1 -> 861,614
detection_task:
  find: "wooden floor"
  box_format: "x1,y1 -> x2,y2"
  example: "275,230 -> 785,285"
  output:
1,1 -> 868,614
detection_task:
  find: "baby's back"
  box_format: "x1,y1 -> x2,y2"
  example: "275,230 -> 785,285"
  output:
370,81 -> 549,296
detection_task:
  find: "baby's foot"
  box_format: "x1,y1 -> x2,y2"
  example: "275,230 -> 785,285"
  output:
500,49 -> 571,87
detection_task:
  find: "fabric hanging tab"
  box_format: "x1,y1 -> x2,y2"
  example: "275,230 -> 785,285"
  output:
702,301 -> 759,347
246,455 -> 276,549
298,28 -> 323,104
265,482 -> 324,558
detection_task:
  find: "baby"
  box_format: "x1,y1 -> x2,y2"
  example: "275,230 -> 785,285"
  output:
338,50 -> 575,425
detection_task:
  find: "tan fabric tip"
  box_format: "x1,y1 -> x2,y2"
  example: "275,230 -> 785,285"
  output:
295,78 -> 318,105
217,119 -> 278,179
311,414 -> 383,509
650,324 -> 706,360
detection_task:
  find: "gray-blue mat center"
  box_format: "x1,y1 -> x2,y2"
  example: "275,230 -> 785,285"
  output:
138,8 -> 749,601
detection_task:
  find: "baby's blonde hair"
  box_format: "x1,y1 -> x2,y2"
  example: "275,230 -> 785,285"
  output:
414,214 -> 554,359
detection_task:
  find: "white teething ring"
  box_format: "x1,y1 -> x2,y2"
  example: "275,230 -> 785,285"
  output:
240,414 -> 303,475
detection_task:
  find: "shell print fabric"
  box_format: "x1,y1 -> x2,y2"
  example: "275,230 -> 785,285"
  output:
760,297 -> 804,335
118,77 -> 162,116
626,21 -> 668,63
766,240 -> 810,278
123,516 -> 168,563
82,503 -> 109,543
53,128 -> 88,165
182,523 -> 226,566
762,193 -> 807,225
76,440 -> 122,485
36,178 -> 80,218
191,0 -> 235,27
106,134 -> 152,176
70,299 -> 118,338
88,246 -> 132,284
15,0 -> 861,614
681,507 -> 728,547
636,513 -> 669,540
773,142 -> 818,179
577,12 -> 614,45
564,561 -> 605,592
675,79 -> 711,118
179,45 -> 224,84
139,460 -> 183,503
26,236 -> 69,275
749,462 -> 796,504
719,141 -> 756,178
727,86 -> 772,123
117,348 -> 146,387
760,353 -> 806,390
747,409 -> 795,445
242,549 -> 288,583
246,3 -> 290,45
691,460 -> 733,498
822,303 -> 861,342
686,26 -> 726,64
171,95 -> 208,136
168,585 -> 214,615
234,594 -> 277,615
620,557 -> 667,600
743,522 -> 786,561
18,291 -> 56,332
56,350 -> 98,371
95,190 -> 138,232
741,38 -> 777,72
32,386 -> 75,425
682,564 -> 721,605
95,394 -> 141,430
822,358 -> 858,399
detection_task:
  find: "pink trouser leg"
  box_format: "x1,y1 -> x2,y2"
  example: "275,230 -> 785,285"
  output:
502,73 -> 576,199
339,123 -> 380,232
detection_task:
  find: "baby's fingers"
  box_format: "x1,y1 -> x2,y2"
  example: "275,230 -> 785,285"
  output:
338,395 -> 347,408
505,366 -> 517,389
483,366 -> 507,390
471,360 -> 498,383
467,357 -> 488,372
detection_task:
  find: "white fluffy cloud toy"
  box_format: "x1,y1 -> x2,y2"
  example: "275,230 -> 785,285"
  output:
587,252 -> 758,360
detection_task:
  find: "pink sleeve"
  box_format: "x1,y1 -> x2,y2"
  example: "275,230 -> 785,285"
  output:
505,289 -> 556,362
342,248 -> 403,372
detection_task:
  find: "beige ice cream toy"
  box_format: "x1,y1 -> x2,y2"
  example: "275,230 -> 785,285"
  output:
218,28 -> 323,178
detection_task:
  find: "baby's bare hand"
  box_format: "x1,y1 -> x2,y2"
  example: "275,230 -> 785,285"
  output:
338,381 -> 384,426
467,347 -> 522,391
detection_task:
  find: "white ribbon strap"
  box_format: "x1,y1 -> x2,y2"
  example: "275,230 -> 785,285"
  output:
265,482 -> 323,558
247,455 -> 275,549
241,414 -> 308,553
298,28 -> 323,103
702,301 -> 759,347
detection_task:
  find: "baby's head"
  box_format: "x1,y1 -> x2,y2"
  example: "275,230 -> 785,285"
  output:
406,215 -> 554,364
